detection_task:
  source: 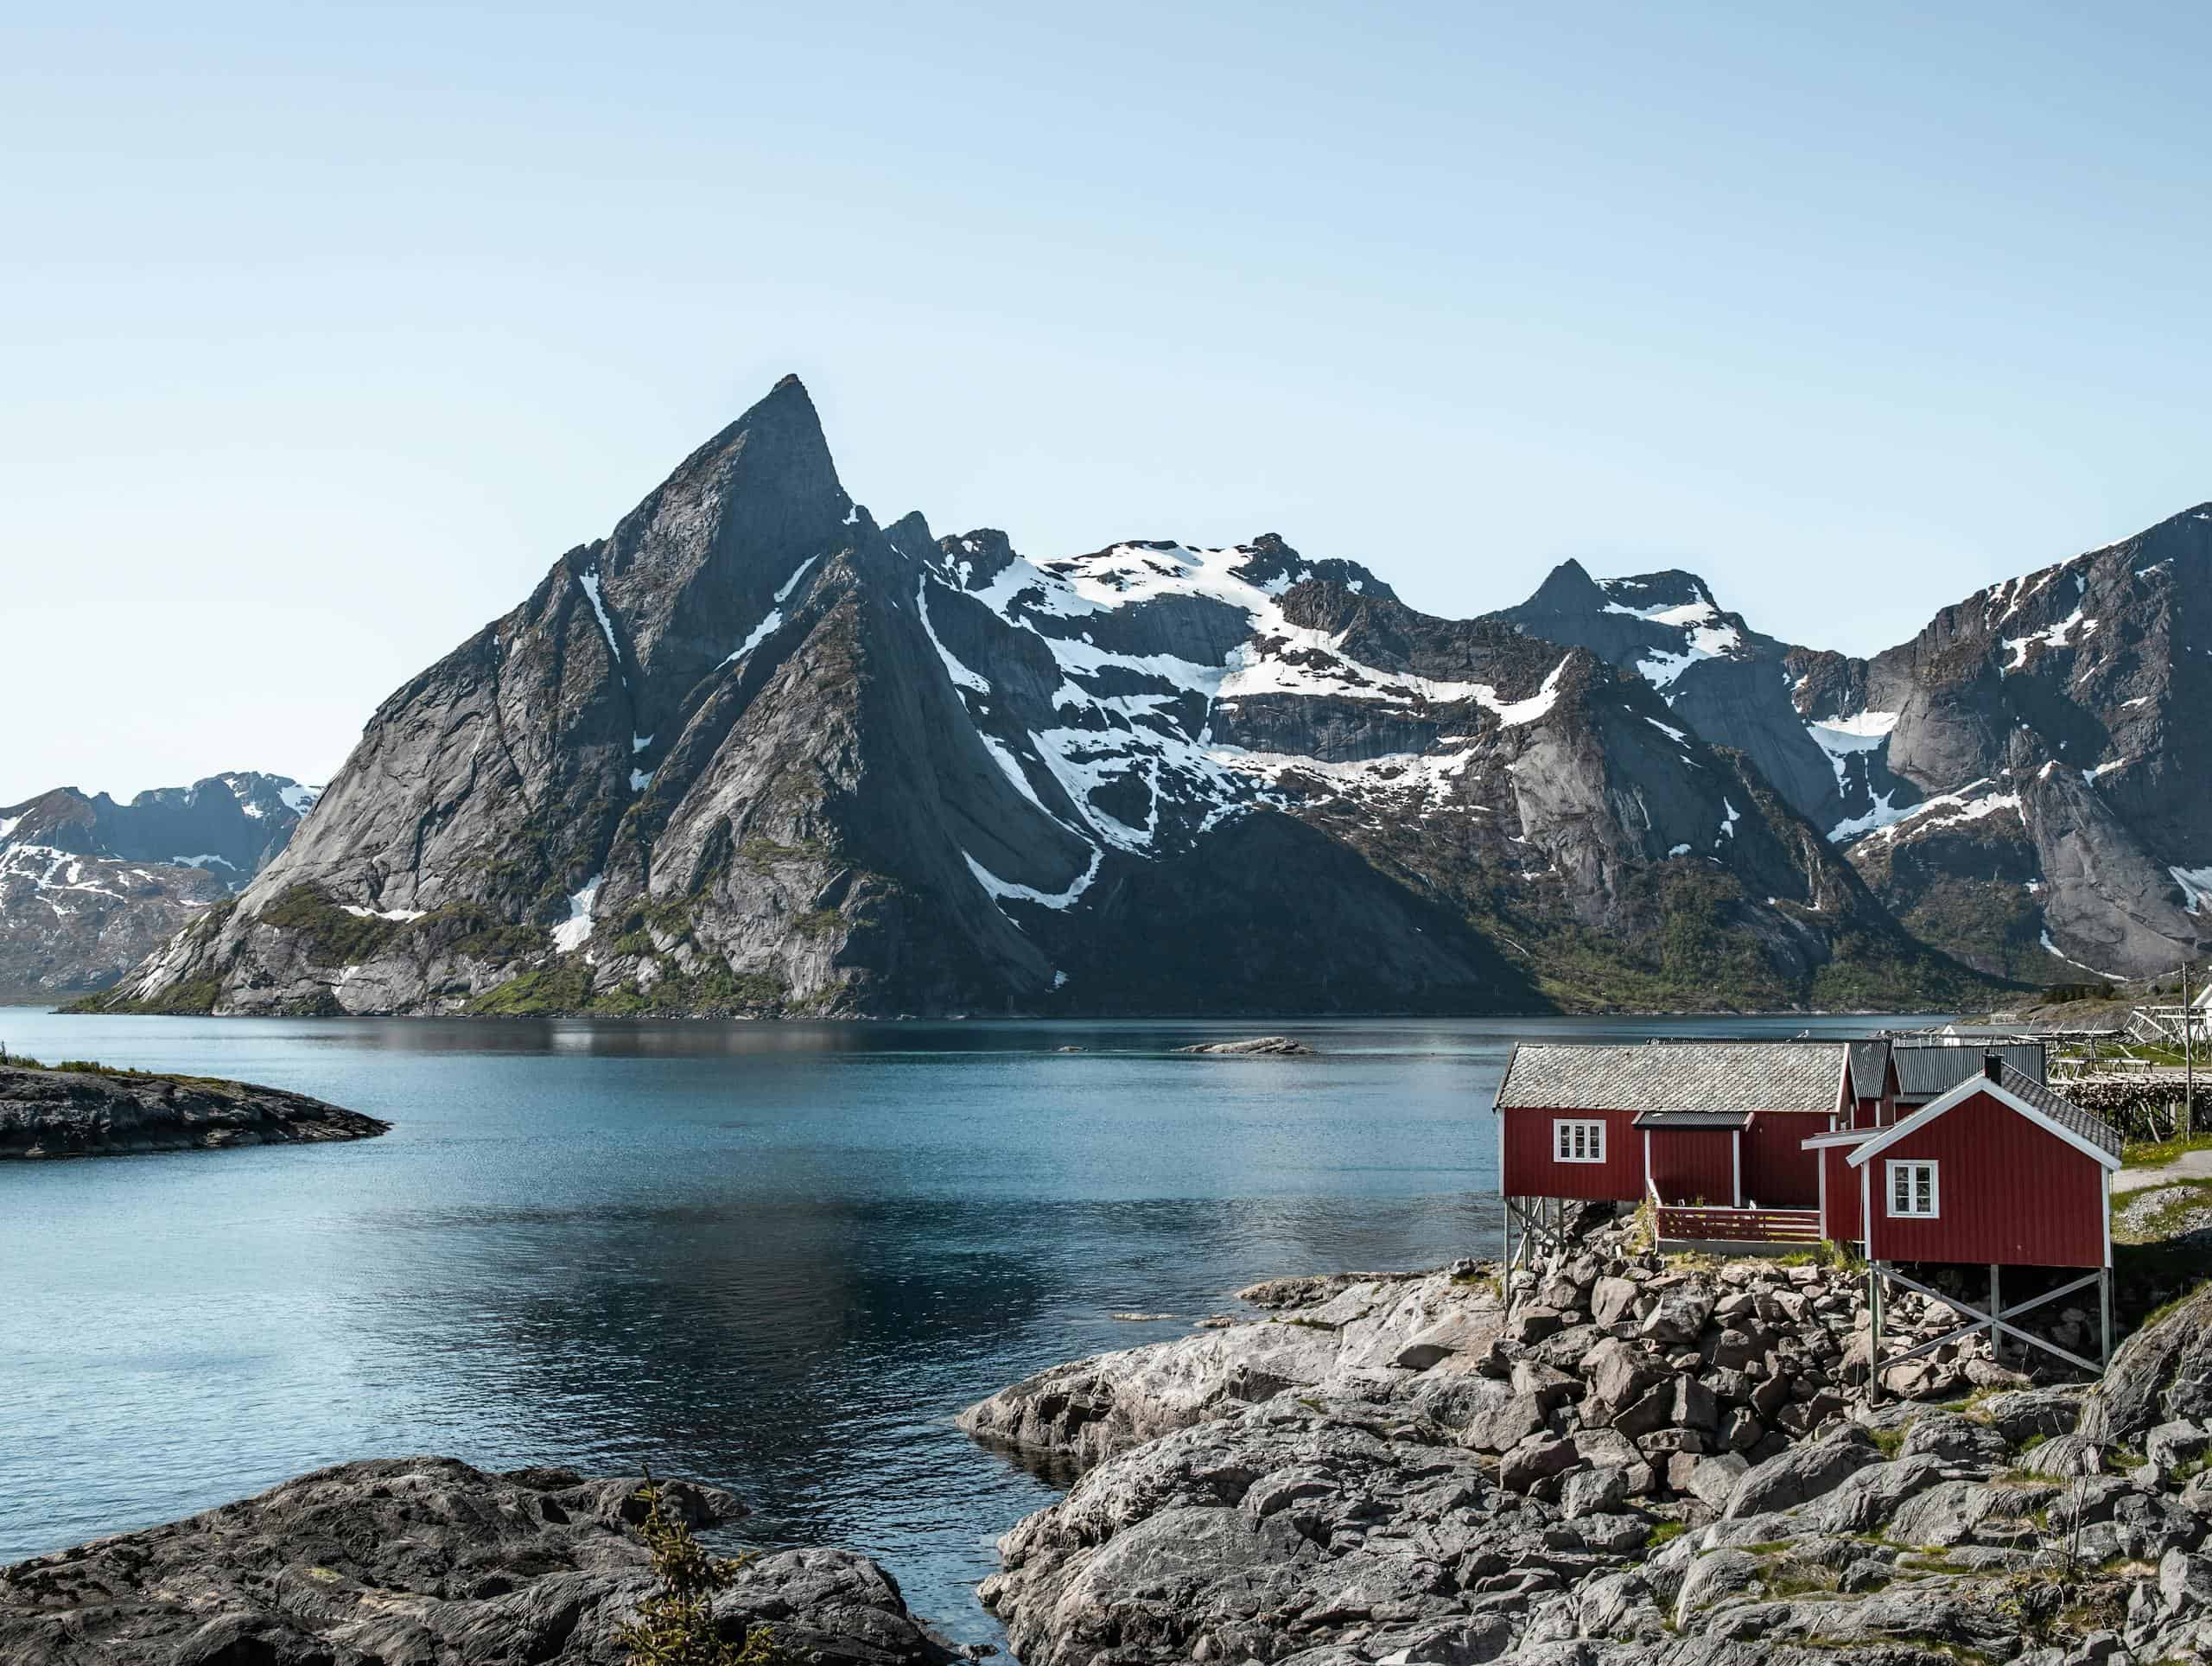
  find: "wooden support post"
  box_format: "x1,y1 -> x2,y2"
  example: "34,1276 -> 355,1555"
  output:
1867,1262 -> 1883,1407
1989,1264 -> 2001,1364
2100,1267 -> 2113,1365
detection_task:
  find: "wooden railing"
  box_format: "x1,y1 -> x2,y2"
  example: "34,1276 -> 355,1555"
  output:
1655,1204 -> 1821,1244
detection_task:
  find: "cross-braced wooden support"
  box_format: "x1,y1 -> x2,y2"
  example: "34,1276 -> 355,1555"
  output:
1502,1196 -> 1573,1281
1866,1261 -> 2112,1403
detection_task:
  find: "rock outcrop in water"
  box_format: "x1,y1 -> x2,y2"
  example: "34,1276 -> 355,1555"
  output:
969,1226 -> 2212,1665
0,1456 -> 957,1666
0,1060 -> 387,1158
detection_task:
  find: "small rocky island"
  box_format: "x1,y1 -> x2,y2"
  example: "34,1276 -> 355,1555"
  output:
1172,1036 -> 1317,1056
0,1457 -> 956,1666
0,1058 -> 388,1158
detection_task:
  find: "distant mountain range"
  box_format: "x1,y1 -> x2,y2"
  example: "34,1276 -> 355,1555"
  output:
1,774 -> 317,1002
67,378 -> 2212,1017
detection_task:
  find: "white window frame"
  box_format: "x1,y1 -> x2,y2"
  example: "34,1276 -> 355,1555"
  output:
1554,1118 -> 1606,1164
1886,1159 -> 1939,1218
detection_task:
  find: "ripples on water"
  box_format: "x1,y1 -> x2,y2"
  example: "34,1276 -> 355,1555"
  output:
0,1011 -> 1933,1642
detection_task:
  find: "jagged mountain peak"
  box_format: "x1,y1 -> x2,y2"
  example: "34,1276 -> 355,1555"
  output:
1523,557 -> 1605,610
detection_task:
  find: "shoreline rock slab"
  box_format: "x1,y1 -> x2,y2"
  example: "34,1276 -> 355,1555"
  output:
0,1456 -> 957,1666
0,1061 -> 389,1158
965,1218 -> 2212,1665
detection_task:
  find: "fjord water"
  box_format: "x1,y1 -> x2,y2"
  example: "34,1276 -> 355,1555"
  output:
0,1012 -> 1926,1641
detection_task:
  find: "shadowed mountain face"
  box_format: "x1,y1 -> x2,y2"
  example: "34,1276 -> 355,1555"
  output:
1491,514 -> 2212,982
0,774 -> 317,1002
88,379 -> 2001,1017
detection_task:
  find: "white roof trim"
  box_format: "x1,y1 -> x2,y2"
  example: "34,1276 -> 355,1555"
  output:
1802,1129 -> 1875,1150
1845,1072 -> 2121,1172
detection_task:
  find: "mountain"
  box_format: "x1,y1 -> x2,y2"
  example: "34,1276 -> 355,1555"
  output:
0,773 -> 319,1002
82,377 -> 1992,1018
1493,511 -> 2212,983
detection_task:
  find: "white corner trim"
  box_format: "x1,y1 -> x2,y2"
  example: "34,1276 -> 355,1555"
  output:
1846,1074 -> 2120,1172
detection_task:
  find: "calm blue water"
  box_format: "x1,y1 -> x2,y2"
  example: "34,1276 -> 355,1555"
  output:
0,1010 -> 1933,1641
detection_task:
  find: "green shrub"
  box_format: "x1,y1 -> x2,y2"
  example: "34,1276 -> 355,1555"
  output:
617,1473 -> 786,1666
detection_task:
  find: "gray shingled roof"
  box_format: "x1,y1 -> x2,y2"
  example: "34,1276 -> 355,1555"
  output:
1494,1042 -> 1844,1115
1847,1040 -> 1891,1101
1892,1042 -> 2046,1102
1993,1063 -> 2123,1160
1632,1110 -> 1751,1129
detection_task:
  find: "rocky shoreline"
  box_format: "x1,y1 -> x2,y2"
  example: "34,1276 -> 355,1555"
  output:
0,1457 -> 959,1666
0,1059 -> 389,1158
963,1220 -> 2212,1666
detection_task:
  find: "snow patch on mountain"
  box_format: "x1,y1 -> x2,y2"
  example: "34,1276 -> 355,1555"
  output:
552,875 -> 601,953
2001,608 -> 2094,673
1865,780 -> 2024,844
340,903 -> 427,923
2171,866 -> 2212,916
963,847 -> 1103,913
578,569 -> 623,679
723,556 -> 822,667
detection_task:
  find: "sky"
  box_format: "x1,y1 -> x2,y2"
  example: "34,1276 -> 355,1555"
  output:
5,1 -> 2210,804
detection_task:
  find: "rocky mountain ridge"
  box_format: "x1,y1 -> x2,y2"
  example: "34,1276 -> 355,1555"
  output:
0,773 -> 318,1002
1491,511 -> 2212,984
71,375 -> 2212,1017
73,378 -> 1992,1018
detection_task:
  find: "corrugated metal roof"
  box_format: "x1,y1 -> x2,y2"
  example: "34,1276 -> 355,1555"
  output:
1494,1042 -> 1843,1115
1995,1063 -> 2123,1160
1892,1042 -> 2046,1101
1633,1110 -> 1751,1129
1847,1039 -> 1891,1100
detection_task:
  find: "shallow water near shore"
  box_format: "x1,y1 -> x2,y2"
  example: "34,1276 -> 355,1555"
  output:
0,1010 -> 1939,1644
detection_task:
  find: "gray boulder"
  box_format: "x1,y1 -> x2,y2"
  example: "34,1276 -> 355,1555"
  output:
1901,1410 -> 2011,1466
2081,1283 -> 2212,1444
1723,1427 -> 1878,1518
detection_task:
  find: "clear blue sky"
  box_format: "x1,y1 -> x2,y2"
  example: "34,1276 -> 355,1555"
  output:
7,1 -> 2209,803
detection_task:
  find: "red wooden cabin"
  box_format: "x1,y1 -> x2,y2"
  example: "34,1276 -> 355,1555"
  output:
1805,1055 -> 2118,1265
1495,1041 -> 1853,1249
1803,1054 -> 2120,1381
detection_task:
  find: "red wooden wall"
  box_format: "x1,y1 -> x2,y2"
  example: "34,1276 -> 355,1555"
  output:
1742,1112 -> 1821,1208
1502,1107 -> 1644,1201
1861,1090 -> 2107,1269
1821,1144 -> 1861,1242
1646,1127 -> 1736,1206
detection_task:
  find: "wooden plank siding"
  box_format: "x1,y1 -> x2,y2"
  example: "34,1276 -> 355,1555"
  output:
1859,1089 -> 2107,1269
1742,1113 -> 1821,1208
1502,1107 -> 1644,1201
1646,1127 -> 1737,1207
